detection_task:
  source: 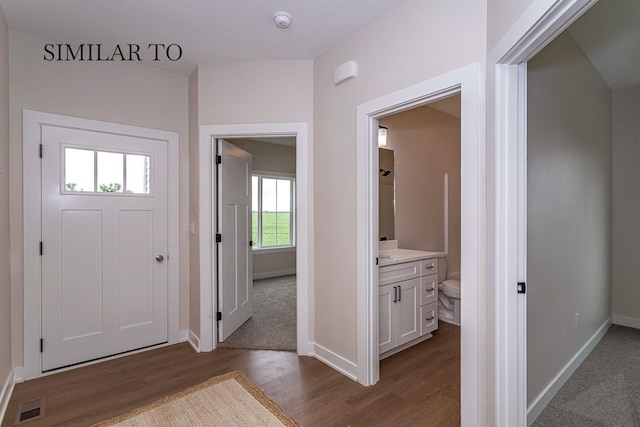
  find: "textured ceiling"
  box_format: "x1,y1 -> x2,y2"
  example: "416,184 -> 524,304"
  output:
0,0 -> 407,75
2,0 -> 637,88
568,0 -> 640,90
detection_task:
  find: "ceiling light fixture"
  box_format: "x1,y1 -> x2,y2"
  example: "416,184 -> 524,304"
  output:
273,11 -> 292,29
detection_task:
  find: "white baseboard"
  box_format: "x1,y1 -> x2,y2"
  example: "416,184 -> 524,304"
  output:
13,367 -> 24,384
179,329 -> 189,343
1,369 -> 16,424
311,343 -> 358,382
527,316 -> 612,426
188,330 -> 201,352
613,314 -> 640,330
253,268 -> 296,281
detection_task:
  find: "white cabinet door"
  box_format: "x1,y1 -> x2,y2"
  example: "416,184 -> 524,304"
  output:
378,283 -> 395,354
420,302 -> 439,336
396,278 -> 420,346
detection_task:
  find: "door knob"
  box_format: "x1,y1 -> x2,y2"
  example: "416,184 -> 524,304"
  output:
155,255 -> 164,262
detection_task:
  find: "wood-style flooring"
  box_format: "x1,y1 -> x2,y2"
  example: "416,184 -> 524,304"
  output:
2,322 -> 460,426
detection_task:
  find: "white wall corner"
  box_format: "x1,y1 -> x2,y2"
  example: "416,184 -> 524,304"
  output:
188,330 -> 201,353
613,314 -> 640,330
311,343 -> 358,382
179,329 -> 189,343
527,316 -> 612,426
1,369 -> 16,424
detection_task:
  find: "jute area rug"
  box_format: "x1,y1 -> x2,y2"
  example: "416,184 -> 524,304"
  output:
92,371 -> 300,426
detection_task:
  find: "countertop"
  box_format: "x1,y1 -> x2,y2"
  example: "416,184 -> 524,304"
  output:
379,248 -> 443,266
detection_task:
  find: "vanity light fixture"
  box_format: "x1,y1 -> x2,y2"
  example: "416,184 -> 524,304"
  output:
378,126 -> 388,147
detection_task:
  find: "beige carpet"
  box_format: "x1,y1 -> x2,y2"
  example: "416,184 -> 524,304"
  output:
219,275 -> 296,351
92,371 -> 300,427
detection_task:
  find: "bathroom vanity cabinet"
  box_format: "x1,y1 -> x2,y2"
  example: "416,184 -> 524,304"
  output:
379,256 -> 439,359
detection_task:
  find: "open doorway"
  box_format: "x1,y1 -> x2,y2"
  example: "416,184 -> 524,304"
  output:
197,122 -> 311,356
375,96 -> 462,417
356,63 -> 481,425
491,0 -> 638,424
524,0 -> 639,424
216,136 -> 298,351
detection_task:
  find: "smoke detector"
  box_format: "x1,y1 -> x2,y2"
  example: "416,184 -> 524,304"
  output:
273,11 -> 292,29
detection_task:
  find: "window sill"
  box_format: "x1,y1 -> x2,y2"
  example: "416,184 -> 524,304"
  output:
252,246 -> 296,255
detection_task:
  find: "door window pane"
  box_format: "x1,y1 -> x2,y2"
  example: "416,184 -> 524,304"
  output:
64,148 -> 95,192
97,151 -> 124,193
126,154 -> 150,194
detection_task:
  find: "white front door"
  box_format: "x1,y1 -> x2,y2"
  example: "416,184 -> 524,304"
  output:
217,139 -> 253,342
40,125 -> 168,371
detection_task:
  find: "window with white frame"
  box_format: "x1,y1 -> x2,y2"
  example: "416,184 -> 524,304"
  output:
251,172 -> 295,249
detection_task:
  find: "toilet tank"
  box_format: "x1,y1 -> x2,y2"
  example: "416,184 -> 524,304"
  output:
437,255 -> 447,283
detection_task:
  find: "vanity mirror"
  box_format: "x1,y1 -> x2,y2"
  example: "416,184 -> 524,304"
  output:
379,147 -> 395,241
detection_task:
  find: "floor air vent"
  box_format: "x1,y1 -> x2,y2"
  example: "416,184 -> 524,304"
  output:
14,398 -> 45,425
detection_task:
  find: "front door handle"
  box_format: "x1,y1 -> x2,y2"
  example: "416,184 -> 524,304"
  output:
155,254 -> 164,263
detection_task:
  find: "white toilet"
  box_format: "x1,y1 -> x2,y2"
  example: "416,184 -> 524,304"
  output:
437,255 -> 461,326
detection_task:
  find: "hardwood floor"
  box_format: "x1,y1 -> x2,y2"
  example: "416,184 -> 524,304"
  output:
2,323 -> 460,426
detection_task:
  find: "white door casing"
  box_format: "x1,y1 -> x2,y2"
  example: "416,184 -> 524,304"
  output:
23,110 -> 180,380
40,126 -> 168,371
490,0 -> 597,425
197,123 -> 311,356
217,139 -> 253,342
356,63 -> 480,426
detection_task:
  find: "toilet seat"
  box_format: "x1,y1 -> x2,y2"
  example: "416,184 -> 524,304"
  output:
440,279 -> 461,299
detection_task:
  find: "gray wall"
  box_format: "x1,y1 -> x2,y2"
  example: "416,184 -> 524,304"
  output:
0,6 -> 12,387
527,32 -> 612,406
612,85 -> 640,323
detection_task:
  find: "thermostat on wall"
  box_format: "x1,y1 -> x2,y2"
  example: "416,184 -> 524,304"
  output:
334,60 -> 357,85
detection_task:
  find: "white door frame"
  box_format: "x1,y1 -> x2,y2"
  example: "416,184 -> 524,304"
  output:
198,123 -> 311,355
490,0 -> 598,425
356,63 -> 481,425
22,110 -> 180,381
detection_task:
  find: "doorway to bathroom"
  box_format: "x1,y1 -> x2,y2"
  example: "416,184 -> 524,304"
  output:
376,95 -> 462,414
356,64 -> 481,424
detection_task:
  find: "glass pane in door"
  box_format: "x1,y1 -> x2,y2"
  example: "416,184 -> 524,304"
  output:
64,148 -> 95,192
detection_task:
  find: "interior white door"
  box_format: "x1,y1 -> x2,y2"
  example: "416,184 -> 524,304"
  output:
41,125 -> 168,371
217,139 -> 253,342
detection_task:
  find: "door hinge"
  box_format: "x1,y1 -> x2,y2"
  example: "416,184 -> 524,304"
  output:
40,338 -> 43,353
249,240 -> 253,247
216,155 -> 222,165
216,312 -> 222,321
216,234 -> 222,243
517,282 -> 526,294
39,241 -> 43,256
39,144 -> 43,158
376,257 -> 379,266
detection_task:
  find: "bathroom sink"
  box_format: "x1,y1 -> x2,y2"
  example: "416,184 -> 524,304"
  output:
379,248 -> 442,265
